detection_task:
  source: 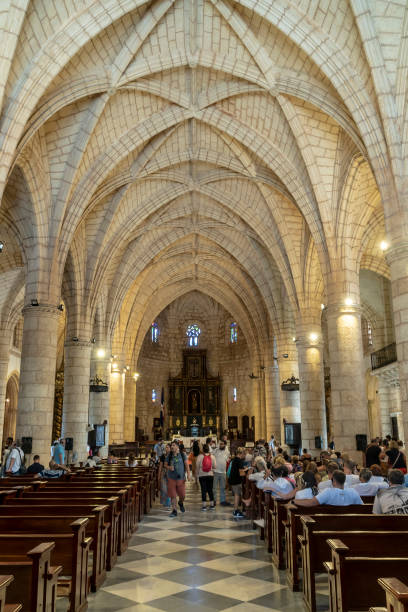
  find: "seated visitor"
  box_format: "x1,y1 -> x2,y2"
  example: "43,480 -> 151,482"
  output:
373,469 -> 408,514
295,471 -> 319,499
260,465 -> 295,497
149,451 -> 158,467
300,448 -> 312,461
27,455 -> 45,474
365,439 -> 382,467
370,463 -> 388,482
318,461 -> 339,493
248,456 -> 268,482
352,467 -> 388,496
93,449 -> 102,464
291,455 -> 303,473
343,460 -> 360,487
125,452 -> 138,467
107,452 -> 118,464
35,460 -> 70,479
294,470 -> 363,506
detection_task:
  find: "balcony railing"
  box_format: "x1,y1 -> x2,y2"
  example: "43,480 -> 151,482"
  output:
371,342 -> 397,370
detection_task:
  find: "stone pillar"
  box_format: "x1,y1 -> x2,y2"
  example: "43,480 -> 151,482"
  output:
264,360 -> 281,443
89,350 -> 111,458
386,242 -> 408,443
62,340 -> 92,462
296,320 -> 327,454
276,339 -> 301,446
110,363 -> 125,444
250,371 -> 262,440
377,380 -> 393,438
325,300 -> 368,457
0,327 -> 12,451
124,372 -> 136,442
16,305 -> 60,461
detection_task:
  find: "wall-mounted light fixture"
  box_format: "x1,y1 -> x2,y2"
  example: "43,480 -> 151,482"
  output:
96,348 -> 106,358
0,241 -> 3,253
72,336 -> 79,342
380,241 -> 388,251
30,299 -> 39,306
111,362 -> 120,373
57,304 -> 64,311
133,372 -> 140,381
309,332 -> 318,342
344,297 -> 353,307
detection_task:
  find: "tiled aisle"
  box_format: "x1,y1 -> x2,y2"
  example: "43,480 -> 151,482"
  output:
87,483 -> 321,611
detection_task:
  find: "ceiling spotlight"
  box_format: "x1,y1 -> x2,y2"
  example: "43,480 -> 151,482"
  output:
344,297 -> 353,306
0,241 -> 4,253
133,372 -> 140,381
309,332 -> 318,342
380,241 -> 388,251
30,299 -> 39,306
96,348 -> 106,358
321,303 -> 325,310
57,304 -> 64,311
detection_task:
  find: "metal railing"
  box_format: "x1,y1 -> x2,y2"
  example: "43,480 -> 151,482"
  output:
371,342 -> 397,370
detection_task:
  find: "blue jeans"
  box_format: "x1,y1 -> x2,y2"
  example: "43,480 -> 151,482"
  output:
213,472 -> 226,502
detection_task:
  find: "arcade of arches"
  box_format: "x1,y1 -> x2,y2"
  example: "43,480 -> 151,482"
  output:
0,1 -> 408,464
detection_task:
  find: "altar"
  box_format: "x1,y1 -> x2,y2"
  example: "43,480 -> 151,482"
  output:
167,349 -> 221,437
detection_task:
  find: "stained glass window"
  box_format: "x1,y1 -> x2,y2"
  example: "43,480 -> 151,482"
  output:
230,322 -> 238,343
367,322 -> 373,346
151,322 -> 159,343
186,324 -> 201,347
233,387 -> 237,402
152,389 -> 156,402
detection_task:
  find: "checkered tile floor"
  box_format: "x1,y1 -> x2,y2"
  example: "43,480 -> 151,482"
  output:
86,483 -> 326,611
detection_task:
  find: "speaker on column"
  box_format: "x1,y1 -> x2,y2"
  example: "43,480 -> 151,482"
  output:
21,437 -> 32,454
356,434 -> 367,452
314,436 -> 322,449
65,437 -> 73,451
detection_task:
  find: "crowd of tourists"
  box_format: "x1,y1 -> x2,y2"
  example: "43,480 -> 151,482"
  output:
154,433 -> 408,517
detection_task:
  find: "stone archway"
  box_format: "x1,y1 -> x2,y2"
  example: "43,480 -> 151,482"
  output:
3,373 -> 19,443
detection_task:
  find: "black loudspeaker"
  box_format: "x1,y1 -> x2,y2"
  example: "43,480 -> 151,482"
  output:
21,437 -> 32,454
356,434 -> 367,452
65,437 -> 73,451
314,436 -> 322,449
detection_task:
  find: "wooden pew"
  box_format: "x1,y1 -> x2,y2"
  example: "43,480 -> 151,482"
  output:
375,577 -> 408,612
0,491 -> 17,504
14,489 -> 129,555
269,498 -> 289,569
325,538 -> 408,612
2,498 -> 119,572
0,511 -> 108,592
0,543 -> 61,611
300,514 -> 408,612
0,518 -> 91,612
284,503 -> 373,592
0,575 -> 22,612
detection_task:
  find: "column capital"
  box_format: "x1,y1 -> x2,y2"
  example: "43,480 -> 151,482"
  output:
22,304 -> 61,320
64,339 -> 92,349
385,241 -> 408,265
325,302 -> 362,317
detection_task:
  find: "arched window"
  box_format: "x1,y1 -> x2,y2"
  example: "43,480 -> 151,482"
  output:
233,387 -> 237,402
230,322 -> 238,343
152,389 -> 157,403
186,324 -> 201,347
367,322 -> 373,346
151,322 -> 159,343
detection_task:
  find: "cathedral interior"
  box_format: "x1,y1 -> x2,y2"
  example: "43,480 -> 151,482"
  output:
0,0 -> 407,462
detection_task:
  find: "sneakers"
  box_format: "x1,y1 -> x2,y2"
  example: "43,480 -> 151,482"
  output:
209,505 -> 216,511
169,509 -> 177,518
220,501 -> 232,506
178,501 -> 185,513
201,506 -> 207,511
233,510 -> 245,519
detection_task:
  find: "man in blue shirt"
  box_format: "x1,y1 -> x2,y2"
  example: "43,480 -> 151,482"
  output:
53,439 -> 65,466
294,470 -> 363,507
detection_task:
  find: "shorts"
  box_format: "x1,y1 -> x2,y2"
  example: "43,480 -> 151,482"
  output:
231,483 -> 242,496
167,478 -> 186,499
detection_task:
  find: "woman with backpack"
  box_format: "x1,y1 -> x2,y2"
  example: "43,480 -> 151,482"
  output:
196,443 -> 216,511
165,441 -> 191,517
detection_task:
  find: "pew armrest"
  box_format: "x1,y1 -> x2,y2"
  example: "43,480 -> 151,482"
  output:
327,538 -> 350,554
323,561 -> 336,575
378,577 -> 408,603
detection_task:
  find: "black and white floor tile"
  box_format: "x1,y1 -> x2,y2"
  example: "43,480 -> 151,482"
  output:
86,483 -> 328,611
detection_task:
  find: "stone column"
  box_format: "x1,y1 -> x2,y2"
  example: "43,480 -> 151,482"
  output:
296,320 -> 327,454
386,242 -> 408,443
62,340 -> 92,462
325,300 -> 368,457
16,304 -> 60,461
110,363 -> 125,444
276,339 -> 301,445
89,350 -> 111,458
0,327 -> 12,451
124,372 -> 136,442
264,360 -> 281,442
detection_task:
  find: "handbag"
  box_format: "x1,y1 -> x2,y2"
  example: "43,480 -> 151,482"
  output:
391,452 -> 401,469
18,448 -> 27,474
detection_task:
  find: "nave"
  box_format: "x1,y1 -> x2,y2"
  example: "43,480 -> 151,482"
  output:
86,482 -> 322,612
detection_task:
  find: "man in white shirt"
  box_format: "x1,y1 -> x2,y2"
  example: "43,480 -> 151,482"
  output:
344,460 -> 359,487
212,441 -> 231,506
5,441 -> 24,475
352,468 -> 389,496
294,470 -> 363,507
373,469 -> 408,514
318,462 -> 338,492
268,435 -> 276,456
